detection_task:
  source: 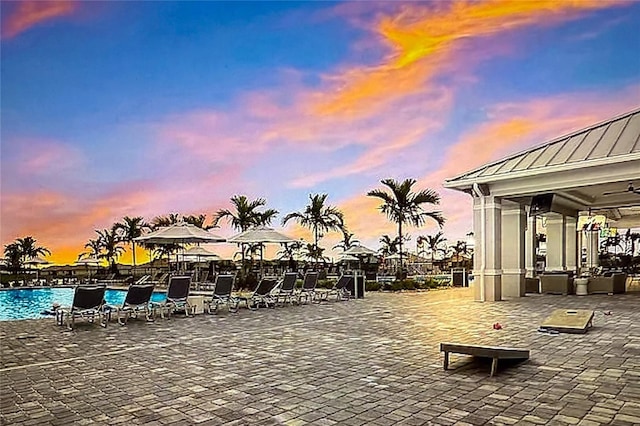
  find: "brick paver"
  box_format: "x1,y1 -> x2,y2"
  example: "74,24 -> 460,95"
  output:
1,288 -> 639,425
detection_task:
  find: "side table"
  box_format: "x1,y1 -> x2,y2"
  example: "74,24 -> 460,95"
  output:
575,278 -> 589,296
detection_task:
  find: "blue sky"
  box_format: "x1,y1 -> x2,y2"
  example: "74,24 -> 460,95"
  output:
2,0 -> 639,263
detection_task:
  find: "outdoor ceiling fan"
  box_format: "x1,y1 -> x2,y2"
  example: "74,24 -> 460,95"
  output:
602,182 -> 640,197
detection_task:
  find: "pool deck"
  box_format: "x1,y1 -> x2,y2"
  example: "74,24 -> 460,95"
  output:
1,288 -> 640,425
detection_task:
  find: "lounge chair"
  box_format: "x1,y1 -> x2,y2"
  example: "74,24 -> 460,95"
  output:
272,272 -> 298,306
56,285 -> 108,330
151,276 -> 193,319
236,277 -> 278,310
204,274 -> 239,314
108,284 -> 155,325
134,275 -> 151,285
316,274 -> 353,302
149,272 -> 169,287
296,271 -> 319,304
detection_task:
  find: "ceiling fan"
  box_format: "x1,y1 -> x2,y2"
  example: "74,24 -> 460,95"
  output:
603,182 -> 640,196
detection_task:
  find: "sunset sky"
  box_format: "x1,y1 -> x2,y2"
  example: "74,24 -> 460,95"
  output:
2,1 -> 640,265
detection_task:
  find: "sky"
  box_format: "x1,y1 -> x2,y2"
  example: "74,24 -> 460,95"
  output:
2,0 -> 640,265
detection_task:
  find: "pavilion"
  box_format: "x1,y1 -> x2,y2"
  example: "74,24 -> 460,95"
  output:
444,108 -> 640,301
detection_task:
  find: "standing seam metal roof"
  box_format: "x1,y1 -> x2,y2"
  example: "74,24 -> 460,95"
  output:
445,107 -> 640,184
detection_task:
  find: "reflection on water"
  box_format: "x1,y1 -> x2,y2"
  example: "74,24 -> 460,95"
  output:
0,288 -> 166,321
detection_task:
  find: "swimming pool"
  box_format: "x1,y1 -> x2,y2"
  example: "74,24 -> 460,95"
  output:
0,288 -> 167,321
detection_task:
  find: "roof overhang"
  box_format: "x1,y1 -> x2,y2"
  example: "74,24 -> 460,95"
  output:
443,108 -> 640,226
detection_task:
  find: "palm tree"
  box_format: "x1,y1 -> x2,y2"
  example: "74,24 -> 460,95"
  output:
302,243 -> 328,264
114,216 -> 149,268
379,234 -> 400,257
367,178 -> 444,275
282,194 -> 344,262
450,240 -> 470,265
3,242 -> 23,277
419,231 -> 447,270
151,213 -> 181,229
80,238 -> 102,260
16,236 -> 51,263
214,195 -> 279,278
182,214 -> 208,228
333,230 -> 360,252
95,229 -> 125,274
214,195 -> 277,231
277,240 -> 303,260
255,210 -> 279,227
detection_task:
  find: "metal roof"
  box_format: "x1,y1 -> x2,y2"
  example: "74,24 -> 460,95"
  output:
445,107 -> 640,186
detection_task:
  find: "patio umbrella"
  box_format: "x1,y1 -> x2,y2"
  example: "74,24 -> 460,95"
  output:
134,222 -> 226,245
177,246 -> 221,282
337,254 -> 360,262
135,222 -> 226,273
342,245 -> 377,257
228,226 -> 296,277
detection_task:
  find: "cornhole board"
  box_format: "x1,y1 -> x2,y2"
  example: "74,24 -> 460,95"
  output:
440,343 -> 529,377
540,309 -> 594,334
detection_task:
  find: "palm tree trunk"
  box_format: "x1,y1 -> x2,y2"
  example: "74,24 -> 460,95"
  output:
314,225 -> 319,263
241,243 -> 246,279
398,221 -> 403,277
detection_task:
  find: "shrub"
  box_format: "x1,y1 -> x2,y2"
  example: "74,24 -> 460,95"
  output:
365,281 -> 382,292
317,279 -> 334,289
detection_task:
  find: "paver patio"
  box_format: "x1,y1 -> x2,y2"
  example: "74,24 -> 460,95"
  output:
1,288 -> 639,425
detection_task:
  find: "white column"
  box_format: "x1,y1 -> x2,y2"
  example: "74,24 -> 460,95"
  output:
564,216 -> 578,274
577,227 -> 584,273
525,213 -> 537,278
545,214 -> 566,272
501,201 -> 526,298
473,195 -> 502,302
585,230 -> 600,270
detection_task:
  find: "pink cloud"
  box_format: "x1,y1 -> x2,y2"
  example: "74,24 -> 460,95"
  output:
330,85 -> 640,251
5,1 -> 635,264
420,86 -> 640,239
1,1 -> 77,39
5,138 -> 84,178
156,0 -> 631,194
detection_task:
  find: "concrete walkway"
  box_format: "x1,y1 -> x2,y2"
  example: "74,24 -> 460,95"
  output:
1,288 -> 639,425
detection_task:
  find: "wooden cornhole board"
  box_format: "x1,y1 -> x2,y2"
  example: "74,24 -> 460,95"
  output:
540,309 -> 594,334
440,343 -> 530,377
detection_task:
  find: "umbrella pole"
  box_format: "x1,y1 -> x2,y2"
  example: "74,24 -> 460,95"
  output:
259,244 -> 264,280
196,255 -> 200,284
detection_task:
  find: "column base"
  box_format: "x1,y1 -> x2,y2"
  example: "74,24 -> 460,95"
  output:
473,274 -> 502,302
502,273 -> 525,298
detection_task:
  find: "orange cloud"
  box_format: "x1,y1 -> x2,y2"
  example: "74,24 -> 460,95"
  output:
420,86 -> 640,240
2,1 -> 76,39
313,0 -> 625,117
332,85 -> 640,251
158,1 -> 630,192
435,86 -> 640,186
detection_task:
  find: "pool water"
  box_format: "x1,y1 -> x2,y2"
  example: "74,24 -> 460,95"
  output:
0,288 -> 167,321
